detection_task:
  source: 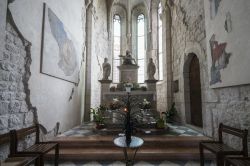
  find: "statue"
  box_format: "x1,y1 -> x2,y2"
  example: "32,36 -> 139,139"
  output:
119,50 -> 137,65
147,58 -> 156,80
102,58 -> 111,80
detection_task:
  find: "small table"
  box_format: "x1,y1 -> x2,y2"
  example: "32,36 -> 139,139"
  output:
114,136 -> 144,166
1,156 -> 38,166
225,157 -> 250,166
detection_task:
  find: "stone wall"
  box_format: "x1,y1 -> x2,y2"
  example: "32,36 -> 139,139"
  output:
7,0 -> 85,132
90,0 -> 109,108
170,0 -> 250,150
170,0 -> 207,124
0,6 -> 34,159
203,0 -> 250,150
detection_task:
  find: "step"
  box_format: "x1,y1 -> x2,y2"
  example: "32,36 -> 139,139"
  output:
46,147 -> 213,161
55,136 -> 211,148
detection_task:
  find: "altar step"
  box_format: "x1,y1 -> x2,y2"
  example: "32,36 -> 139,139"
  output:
49,147 -> 211,161
46,135 -> 213,161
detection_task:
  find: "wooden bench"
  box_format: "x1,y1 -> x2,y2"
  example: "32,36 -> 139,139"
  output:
225,157 -> 250,166
1,156 -> 39,166
199,123 -> 248,166
9,124 -> 59,166
0,132 -> 40,166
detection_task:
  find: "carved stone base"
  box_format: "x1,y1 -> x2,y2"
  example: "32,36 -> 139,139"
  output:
118,64 -> 139,83
99,80 -> 112,104
145,80 -> 158,91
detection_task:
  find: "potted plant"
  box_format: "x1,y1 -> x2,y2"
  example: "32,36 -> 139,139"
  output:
162,102 -> 177,123
90,107 -> 105,129
156,117 -> 165,129
132,83 -> 140,91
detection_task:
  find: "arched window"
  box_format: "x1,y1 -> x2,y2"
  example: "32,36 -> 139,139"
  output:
158,2 -> 163,80
113,14 -> 121,83
137,14 -> 145,83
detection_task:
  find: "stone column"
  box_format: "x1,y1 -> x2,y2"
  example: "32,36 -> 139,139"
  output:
99,80 -> 112,104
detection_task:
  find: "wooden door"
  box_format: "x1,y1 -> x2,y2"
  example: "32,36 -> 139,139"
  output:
189,55 -> 203,127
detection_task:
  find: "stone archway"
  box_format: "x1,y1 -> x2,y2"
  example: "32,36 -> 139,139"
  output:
183,53 -> 203,128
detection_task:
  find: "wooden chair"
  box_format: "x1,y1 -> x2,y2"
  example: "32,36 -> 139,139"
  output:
225,157 -> 250,166
0,132 -> 40,166
9,124 -> 59,166
199,123 -> 248,166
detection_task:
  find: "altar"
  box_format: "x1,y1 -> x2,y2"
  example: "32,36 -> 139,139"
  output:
99,50 -> 158,127
102,91 -> 156,110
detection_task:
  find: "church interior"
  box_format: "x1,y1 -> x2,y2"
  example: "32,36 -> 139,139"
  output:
0,0 -> 250,165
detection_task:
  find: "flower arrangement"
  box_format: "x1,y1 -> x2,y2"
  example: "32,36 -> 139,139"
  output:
139,98 -> 151,109
109,98 -> 124,110
124,82 -> 133,88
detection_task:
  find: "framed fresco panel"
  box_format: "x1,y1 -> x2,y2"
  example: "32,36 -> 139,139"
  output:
41,3 -> 80,83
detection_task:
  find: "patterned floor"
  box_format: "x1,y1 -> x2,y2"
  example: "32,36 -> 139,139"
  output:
58,122 -> 204,137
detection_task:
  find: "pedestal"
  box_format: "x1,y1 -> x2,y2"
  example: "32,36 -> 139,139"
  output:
99,80 -> 112,104
145,80 -> 158,91
118,64 -> 139,83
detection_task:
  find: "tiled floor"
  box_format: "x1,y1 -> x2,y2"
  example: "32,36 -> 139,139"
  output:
58,122 -> 204,137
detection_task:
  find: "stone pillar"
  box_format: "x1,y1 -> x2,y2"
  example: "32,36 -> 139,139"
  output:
145,80 -> 158,91
99,80 -> 112,104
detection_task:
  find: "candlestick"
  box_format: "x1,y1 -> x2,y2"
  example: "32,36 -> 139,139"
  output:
125,92 -> 132,145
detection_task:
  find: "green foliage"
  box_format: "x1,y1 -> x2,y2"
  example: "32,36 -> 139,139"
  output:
90,107 -> 104,123
156,118 -> 165,129
162,102 -> 177,123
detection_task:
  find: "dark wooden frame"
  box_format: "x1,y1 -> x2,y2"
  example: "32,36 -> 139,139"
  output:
0,132 -> 40,166
199,123 -> 248,166
9,124 -> 59,166
225,157 -> 250,166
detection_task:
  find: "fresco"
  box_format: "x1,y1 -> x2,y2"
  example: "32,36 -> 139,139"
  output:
210,0 -> 222,19
41,3 -> 80,83
209,34 -> 231,85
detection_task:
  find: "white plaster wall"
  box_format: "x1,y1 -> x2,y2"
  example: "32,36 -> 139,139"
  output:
8,0 -> 85,132
204,0 -> 250,88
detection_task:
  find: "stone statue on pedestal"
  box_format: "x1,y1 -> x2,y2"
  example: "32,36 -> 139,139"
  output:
120,50 -> 137,65
102,58 -> 111,80
147,58 -> 156,80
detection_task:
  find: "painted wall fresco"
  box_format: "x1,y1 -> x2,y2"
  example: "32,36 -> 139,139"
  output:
209,34 -> 231,85
41,3 -> 80,83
